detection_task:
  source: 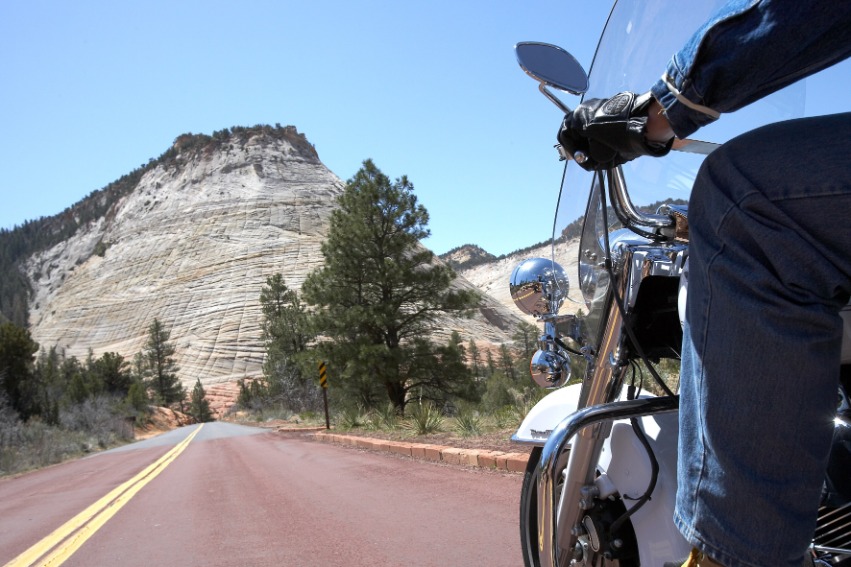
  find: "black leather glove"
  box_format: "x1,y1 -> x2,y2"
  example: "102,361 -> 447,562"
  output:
557,91 -> 673,171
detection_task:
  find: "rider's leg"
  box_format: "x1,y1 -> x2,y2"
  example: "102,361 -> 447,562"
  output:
675,113 -> 851,567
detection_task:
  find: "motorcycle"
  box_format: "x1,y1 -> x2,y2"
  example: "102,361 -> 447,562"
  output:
507,1 -> 851,566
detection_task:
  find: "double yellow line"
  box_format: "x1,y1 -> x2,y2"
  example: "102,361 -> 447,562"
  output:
4,424 -> 203,567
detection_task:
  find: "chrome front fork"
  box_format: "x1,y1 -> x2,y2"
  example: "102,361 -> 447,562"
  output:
537,297 -> 628,566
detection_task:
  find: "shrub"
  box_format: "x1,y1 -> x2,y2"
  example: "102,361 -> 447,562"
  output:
453,410 -> 483,437
366,403 -> 399,431
59,395 -> 134,448
402,402 -> 444,435
491,406 -> 520,429
0,418 -> 115,476
336,406 -> 368,430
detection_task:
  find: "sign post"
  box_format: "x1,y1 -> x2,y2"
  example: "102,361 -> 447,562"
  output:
318,361 -> 330,430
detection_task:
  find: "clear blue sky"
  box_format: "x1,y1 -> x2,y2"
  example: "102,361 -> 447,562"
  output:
1,1 -> 610,256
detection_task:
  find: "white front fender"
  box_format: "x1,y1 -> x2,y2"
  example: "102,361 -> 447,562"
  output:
511,383 -> 583,446
600,411 -> 689,565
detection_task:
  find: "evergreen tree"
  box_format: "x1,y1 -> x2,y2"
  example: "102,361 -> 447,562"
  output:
93,352 -> 133,396
188,378 -> 213,422
485,349 -> 496,378
301,160 -> 479,413
499,343 -> 517,382
143,318 -> 185,406
259,274 -> 319,412
481,370 -> 517,412
130,352 -> 147,384
402,332 -> 478,411
513,321 -> 540,362
63,356 -> 91,406
467,339 -> 483,380
0,322 -> 39,419
124,378 -> 149,416
512,321 -> 541,381
236,378 -> 254,409
33,347 -> 62,412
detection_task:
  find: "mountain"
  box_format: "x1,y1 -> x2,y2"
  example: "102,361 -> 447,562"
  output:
440,244 -> 497,271
15,126 -> 527,390
446,238 -> 582,329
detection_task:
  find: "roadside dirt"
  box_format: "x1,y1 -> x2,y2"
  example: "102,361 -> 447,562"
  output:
133,407 -> 195,440
337,428 -> 534,454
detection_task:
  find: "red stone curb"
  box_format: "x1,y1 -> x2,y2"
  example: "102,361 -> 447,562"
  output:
311,431 -> 530,473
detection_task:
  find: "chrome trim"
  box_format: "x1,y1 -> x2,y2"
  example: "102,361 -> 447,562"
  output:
539,83 -> 572,115
613,242 -> 688,310
510,434 -> 548,447
536,396 -> 679,567
536,269 -> 630,563
609,166 -> 674,230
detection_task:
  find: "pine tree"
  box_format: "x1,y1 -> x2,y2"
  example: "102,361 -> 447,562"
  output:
259,274 -> 319,412
188,378 -> 213,422
499,343 -> 517,382
0,322 -> 39,419
93,352 -> 133,396
124,379 -> 149,416
302,159 -> 479,413
467,339 -> 482,380
512,321 -> 540,380
143,318 -> 185,406
485,349 -> 496,378
513,321 -> 540,361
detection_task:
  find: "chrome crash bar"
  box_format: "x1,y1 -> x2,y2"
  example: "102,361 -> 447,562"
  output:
536,395 -> 680,567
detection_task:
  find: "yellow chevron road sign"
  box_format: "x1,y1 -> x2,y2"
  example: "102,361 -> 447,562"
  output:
318,361 -> 328,389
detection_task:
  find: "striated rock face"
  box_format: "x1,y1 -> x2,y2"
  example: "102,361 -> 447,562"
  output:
452,238 -> 582,326
28,128 -> 344,387
26,127 -> 527,394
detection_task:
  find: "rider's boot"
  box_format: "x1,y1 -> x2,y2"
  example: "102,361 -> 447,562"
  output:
664,549 -> 724,567
663,547 -> 817,567
662,548 -> 723,567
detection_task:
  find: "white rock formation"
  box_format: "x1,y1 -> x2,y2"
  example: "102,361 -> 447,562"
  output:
454,238 -> 583,323
26,127 -> 525,390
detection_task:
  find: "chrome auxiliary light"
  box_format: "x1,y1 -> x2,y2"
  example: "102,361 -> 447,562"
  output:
509,257 -> 573,388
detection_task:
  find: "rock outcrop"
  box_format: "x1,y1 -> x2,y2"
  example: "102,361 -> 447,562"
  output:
28,128 -> 342,387
25,127 -> 526,392
451,238 -> 583,325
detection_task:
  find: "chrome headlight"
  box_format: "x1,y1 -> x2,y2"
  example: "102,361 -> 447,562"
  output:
509,257 -> 569,318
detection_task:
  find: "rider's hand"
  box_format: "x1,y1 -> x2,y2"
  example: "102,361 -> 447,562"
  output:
557,92 -> 674,171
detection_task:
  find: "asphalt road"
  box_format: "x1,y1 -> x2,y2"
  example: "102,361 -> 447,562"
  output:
0,422 -> 523,566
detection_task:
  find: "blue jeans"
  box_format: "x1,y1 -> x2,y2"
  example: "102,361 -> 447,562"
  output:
676,113 -> 851,567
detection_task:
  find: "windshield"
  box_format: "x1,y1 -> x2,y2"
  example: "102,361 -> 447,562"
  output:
553,0 -> 851,323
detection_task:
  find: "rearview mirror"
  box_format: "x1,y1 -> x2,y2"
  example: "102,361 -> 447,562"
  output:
515,41 -> 588,95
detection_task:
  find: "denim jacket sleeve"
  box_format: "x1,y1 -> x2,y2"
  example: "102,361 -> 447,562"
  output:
649,0 -> 851,139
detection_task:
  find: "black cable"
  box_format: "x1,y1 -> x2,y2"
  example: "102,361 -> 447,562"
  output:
554,335 -> 584,357
609,416 -> 660,535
